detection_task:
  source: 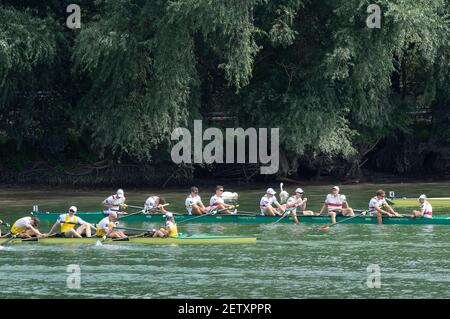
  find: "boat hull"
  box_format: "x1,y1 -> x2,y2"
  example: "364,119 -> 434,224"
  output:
31,212 -> 450,225
0,235 -> 256,245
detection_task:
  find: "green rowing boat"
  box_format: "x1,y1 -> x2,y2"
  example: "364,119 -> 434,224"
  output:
0,234 -> 256,245
30,211 -> 450,225
389,197 -> 450,208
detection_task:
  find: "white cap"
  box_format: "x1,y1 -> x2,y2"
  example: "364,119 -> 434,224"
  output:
266,188 -> 276,195
419,194 -> 427,200
163,212 -> 174,219
295,188 -> 304,194
109,212 -> 118,219
332,186 -> 340,192
117,189 -> 124,197
69,206 -> 77,213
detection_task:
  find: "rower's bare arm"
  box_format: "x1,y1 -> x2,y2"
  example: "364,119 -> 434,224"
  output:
29,225 -> 42,236
384,203 -> 396,214
318,203 -> 326,215
47,221 -> 60,235
102,200 -> 112,208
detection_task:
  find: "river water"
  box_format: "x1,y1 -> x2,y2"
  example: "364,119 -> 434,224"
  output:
0,182 -> 449,298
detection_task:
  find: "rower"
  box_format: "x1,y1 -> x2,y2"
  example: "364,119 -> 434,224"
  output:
102,189 -> 127,215
285,188 -> 317,223
318,186 -> 354,225
144,195 -> 168,213
46,206 -> 95,238
260,188 -> 285,217
411,194 -> 433,219
153,212 -> 178,238
10,216 -> 42,238
96,212 -> 126,238
369,189 -> 402,225
185,186 -> 209,215
209,185 -> 235,214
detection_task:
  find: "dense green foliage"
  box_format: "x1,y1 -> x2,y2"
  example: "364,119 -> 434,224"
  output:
0,0 -> 449,183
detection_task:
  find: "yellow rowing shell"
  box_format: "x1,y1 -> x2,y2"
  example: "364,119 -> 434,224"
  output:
0,235 -> 256,245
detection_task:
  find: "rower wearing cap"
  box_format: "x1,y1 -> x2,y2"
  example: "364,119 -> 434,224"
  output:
96,212 -> 126,238
153,212 -> 178,238
144,195 -> 168,213
369,189 -> 402,225
260,188 -> 285,217
209,185 -> 234,214
46,206 -> 95,238
318,186 -> 355,225
411,194 -> 433,219
285,188 -> 317,223
10,216 -> 42,238
185,186 -> 209,215
102,189 -> 127,215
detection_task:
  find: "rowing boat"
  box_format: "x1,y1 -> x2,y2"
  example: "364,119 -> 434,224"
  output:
30,212 -> 450,225
389,197 -> 450,208
0,234 -> 256,245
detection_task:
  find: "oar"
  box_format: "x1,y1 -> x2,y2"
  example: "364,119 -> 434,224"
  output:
114,226 -> 155,232
125,204 -> 146,210
178,205 -> 238,224
118,209 -> 145,220
0,234 -> 18,247
119,204 -> 170,219
271,211 -> 290,224
319,211 -> 367,231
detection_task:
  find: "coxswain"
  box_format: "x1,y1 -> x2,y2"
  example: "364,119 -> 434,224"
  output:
318,186 -> 355,225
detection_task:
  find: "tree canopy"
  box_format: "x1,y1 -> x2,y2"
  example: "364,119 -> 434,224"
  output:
0,0 -> 449,183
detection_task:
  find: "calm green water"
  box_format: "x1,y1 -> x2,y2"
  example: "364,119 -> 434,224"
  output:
0,182 -> 449,298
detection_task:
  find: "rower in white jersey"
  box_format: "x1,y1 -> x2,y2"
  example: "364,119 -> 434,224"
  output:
410,194 -> 433,219
10,216 -> 42,238
102,189 -> 127,215
368,189 -> 402,225
144,195 -> 168,213
260,188 -> 286,217
185,186 -> 209,215
96,212 -> 126,238
285,188 -> 317,223
318,186 -> 354,225
46,206 -> 96,238
209,185 -> 235,214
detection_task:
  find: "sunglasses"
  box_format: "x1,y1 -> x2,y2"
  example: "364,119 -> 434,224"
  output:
218,189 -> 224,192
69,209 -> 75,212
